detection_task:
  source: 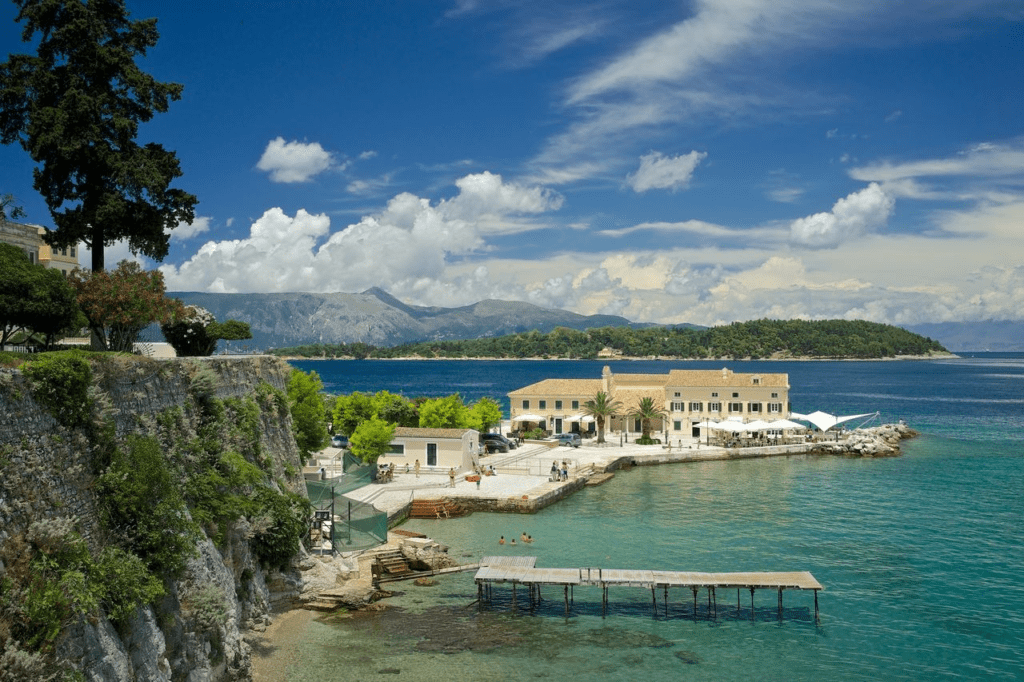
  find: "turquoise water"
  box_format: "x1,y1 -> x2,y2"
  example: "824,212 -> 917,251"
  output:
284,357 -> 1024,681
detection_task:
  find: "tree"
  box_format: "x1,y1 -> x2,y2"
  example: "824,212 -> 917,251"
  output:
26,267 -> 84,349
69,260 -> 182,352
469,397 -> 503,434
631,396 -> 666,442
161,305 -> 252,357
418,394 -> 471,429
583,390 -> 621,444
0,242 -> 36,345
0,0 -> 198,272
372,390 -> 418,427
349,416 -> 395,465
161,305 -> 218,357
287,369 -> 329,458
0,192 -> 25,220
332,392 -> 375,437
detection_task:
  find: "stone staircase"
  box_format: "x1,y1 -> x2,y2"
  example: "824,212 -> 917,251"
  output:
408,498 -> 467,519
373,548 -> 412,577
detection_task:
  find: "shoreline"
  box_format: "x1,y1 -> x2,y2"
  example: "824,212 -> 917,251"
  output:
280,353 -> 959,362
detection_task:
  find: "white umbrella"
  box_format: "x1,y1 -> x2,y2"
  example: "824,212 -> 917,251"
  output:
512,413 -> 544,422
709,420 -> 746,433
740,419 -> 771,432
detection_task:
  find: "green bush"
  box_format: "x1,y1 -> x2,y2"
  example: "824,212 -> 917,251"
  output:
250,488 -> 310,570
23,352 -> 92,428
96,435 -> 202,577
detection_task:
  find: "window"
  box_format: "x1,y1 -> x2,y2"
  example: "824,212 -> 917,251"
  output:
387,443 -> 405,455
732,392 -> 739,398
708,402 -> 722,412
539,400 -> 547,409
674,420 -> 682,431
522,400 -> 530,409
711,392 -> 719,398
671,401 -> 683,412
753,377 -> 761,385
771,392 -> 779,398
70,246 -> 76,258
748,403 -> 762,413
689,402 -> 702,412
426,443 -> 437,466
571,400 -> 579,410
768,403 -> 782,413
555,400 -> 562,410
674,391 -> 681,397
729,402 -> 743,413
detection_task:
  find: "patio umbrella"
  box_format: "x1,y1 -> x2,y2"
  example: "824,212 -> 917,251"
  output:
512,413 -> 544,422
740,419 -> 771,432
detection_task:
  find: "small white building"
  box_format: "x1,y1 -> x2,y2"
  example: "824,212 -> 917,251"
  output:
378,427 -> 479,474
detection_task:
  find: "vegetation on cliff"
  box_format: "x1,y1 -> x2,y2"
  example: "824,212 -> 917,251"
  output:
272,318 -> 948,360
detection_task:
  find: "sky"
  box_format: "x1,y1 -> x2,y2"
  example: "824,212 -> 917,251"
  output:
2,0 -> 1023,327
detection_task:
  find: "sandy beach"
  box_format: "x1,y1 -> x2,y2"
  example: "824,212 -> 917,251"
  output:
250,607 -> 319,682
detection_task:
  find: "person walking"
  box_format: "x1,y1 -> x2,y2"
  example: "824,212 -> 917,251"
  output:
415,459 -> 420,478
449,468 -> 456,488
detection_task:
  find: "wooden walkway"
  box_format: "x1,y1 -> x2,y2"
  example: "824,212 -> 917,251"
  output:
475,556 -> 822,620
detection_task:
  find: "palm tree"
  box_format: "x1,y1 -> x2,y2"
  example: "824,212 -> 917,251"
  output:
632,396 -> 667,442
583,391 -> 621,444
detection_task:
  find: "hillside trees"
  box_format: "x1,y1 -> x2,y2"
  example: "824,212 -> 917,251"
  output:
0,0 -> 198,271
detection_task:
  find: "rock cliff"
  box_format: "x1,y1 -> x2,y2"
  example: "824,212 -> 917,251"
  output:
0,355 -> 310,682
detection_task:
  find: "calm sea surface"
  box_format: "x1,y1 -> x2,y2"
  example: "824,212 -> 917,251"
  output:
285,357 -> 1024,681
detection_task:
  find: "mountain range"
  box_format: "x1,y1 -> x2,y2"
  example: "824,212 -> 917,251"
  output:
167,289 -> 1021,353
170,288 -> 636,350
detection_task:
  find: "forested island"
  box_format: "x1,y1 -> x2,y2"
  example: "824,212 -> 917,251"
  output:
271,319 -> 949,360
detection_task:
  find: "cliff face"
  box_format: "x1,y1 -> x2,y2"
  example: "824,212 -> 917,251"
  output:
0,355 -> 307,682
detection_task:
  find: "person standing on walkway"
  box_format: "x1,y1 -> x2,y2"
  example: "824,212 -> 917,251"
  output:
561,461 -> 568,481
449,468 -> 456,488
415,459 -> 420,478
551,461 -> 559,481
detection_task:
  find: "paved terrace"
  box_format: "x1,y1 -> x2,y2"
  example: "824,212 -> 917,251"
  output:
323,433 -> 831,520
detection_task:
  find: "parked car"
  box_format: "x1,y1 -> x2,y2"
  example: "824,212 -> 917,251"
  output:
331,434 -> 349,449
554,433 -> 581,448
483,433 -> 517,450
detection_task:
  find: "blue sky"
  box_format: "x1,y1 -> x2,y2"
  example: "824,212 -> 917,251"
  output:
2,1 -> 1023,326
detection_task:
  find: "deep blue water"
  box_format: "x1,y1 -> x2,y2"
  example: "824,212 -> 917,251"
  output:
284,356 -> 1024,681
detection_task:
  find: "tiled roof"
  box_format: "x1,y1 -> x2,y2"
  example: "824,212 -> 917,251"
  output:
393,427 -> 475,439
666,368 -> 789,388
508,378 -> 603,396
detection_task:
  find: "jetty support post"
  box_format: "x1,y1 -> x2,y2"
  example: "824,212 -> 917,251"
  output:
664,585 -> 669,617
564,584 -> 569,615
651,586 -> 656,617
777,588 -> 783,620
750,587 -> 756,621
814,589 -> 819,622
691,587 -> 698,620
512,582 -> 517,611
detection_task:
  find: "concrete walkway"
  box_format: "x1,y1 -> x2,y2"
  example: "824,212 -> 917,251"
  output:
320,434 -> 821,519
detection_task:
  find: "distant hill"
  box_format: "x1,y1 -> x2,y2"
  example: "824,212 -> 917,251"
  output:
169,288 -> 634,350
906,321 -> 1024,352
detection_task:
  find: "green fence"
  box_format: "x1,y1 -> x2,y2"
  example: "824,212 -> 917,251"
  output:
305,453 -> 388,552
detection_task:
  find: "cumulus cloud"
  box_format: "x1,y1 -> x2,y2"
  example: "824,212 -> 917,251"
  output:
627,151 -> 707,192
160,172 -> 562,294
256,137 -> 334,183
169,216 -> 212,241
789,183 -> 895,249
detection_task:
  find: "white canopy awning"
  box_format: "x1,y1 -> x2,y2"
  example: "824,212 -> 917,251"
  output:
790,411 -> 877,431
741,419 -> 772,432
765,419 -> 807,430
512,413 -> 545,422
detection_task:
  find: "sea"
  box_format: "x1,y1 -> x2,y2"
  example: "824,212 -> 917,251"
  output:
283,356 -> 1024,681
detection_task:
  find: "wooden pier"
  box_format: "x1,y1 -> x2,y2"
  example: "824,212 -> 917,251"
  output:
474,556 -> 822,621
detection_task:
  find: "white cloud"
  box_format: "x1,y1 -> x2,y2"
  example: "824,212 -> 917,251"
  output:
358,150 -> 378,160
767,187 -> 804,203
161,172 -> 562,294
850,140 -> 1024,183
256,137 -> 334,183
789,183 -> 895,249
627,151 -> 707,192
169,216 -> 212,241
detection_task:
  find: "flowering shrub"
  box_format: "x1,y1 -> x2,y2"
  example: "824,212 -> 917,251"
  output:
161,305 -> 218,356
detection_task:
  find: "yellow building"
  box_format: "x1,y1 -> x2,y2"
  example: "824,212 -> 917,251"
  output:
508,365 -> 790,439
0,218 -> 80,275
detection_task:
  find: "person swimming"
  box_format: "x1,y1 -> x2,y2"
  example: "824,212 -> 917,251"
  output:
499,535 -> 505,545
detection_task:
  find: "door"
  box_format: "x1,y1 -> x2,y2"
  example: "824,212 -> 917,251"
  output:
555,418 -> 563,434
426,443 -> 437,467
